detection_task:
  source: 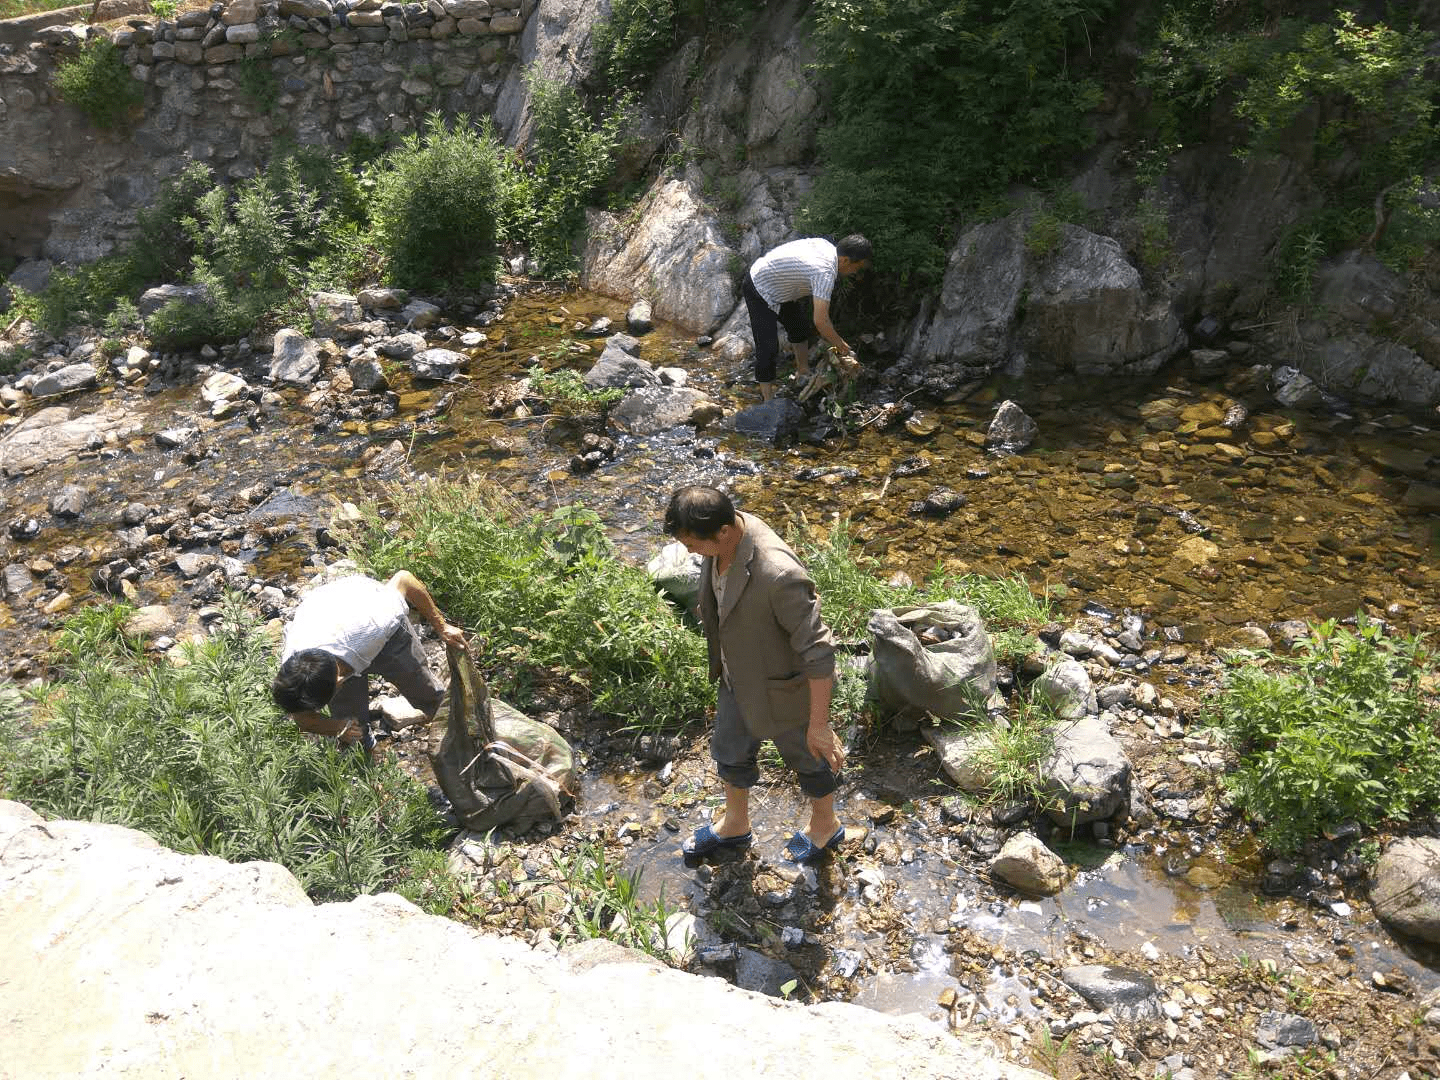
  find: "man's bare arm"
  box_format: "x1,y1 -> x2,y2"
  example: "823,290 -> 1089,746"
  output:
387,571 -> 468,647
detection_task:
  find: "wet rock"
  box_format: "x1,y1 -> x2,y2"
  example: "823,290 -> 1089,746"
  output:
731,397 -> 805,444
376,333 -> 427,360
1272,367 -> 1324,409
923,728 -> 993,793
348,357 -> 389,393
904,411 -> 940,438
32,363 -> 97,399
1254,1011 -> 1318,1050
1372,837 -> 1440,943
626,299 -> 653,335
270,330 -> 322,386
1189,348 -> 1229,378
986,400 -> 1037,451
732,948 -> 798,998
1096,683 -> 1132,710
1271,620 -> 1311,649
201,372 -> 248,404
174,553 -> 217,578
400,299 -> 441,329
1060,965 -> 1160,1021
1042,712 -> 1131,827
990,832 -> 1067,895
890,456 -> 931,478
1231,625 -> 1272,649
155,427 -> 197,449
1402,482 -> 1440,511
410,349 -> 467,382
357,286 -> 407,310
580,317 -> 612,337
3,564 -> 35,599
908,488 -> 966,517
611,386 -> 717,435
8,518 -> 41,541
584,342 -> 658,390
308,292 -> 362,337
48,485 -> 89,519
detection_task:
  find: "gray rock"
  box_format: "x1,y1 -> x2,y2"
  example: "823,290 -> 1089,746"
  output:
269,329 -> 322,386
400,299 -> 442,329
443,0 -> 491,15
1042,712 -> 1131,827
155,427 -> 197,449
201,372 -> 248,403
584,343 -> 659,390
990,833 -> 1067,895
348,357 -> 389,392
1254,1011 -> 1318,1049
1060,965 -> 1160,1021
1372,837 -> 1440,943
124,605 -> 177,639
48,484 -> 89,519
32,363 -> 97,399
3,564 -> 35,599
730,396 -> 804,444
1033,658 -> 1093,720
410,348 -> 466,381
278,0 -> 332,17
986,400 -> 1037,451
1273,367 -> 1324,409
7,258 -> 53,294
307,291 -> 362,337
0,406 -> 145,476
732,947 -> 798,998
610,386 -> 713,434
138,283 -> 209,316
357,286 -> 407,310
376,332 -> 427,360
175,553 -> 217,578
626,298 -> 654,335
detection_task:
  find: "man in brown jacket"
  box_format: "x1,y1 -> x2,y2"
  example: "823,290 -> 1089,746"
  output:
663,485 -> 847,863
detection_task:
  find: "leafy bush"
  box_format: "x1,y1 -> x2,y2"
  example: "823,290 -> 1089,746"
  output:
801,0 -> 1114,299
340,477 -> 712,732
590,0 -> 767,93
526,364 -> 623,422
53,37 -> 144,129
0,596 -> 450,904
1207,616 -> 1440,854
505,72 -> 632,277
370,112 -> 510,290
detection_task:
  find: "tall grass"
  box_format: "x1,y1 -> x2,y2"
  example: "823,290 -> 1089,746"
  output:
0,595 -> 451,906
340,476 -> 712,732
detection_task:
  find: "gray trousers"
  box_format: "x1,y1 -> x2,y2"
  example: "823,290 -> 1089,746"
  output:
328,620 -> 444,742
711,681 -> 839,799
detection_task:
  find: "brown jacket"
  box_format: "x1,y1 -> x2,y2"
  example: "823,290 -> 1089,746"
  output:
697,512 -> 836,738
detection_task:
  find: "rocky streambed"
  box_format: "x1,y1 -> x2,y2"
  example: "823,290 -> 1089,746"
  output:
2,282 -> 1439,1078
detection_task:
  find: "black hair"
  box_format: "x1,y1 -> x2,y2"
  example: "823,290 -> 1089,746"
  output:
836,234 -> 872,263
663,485 -> 737,540
271,649 -> 339,713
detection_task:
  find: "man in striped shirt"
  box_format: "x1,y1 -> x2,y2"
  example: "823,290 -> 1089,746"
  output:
743,234 -> 872,401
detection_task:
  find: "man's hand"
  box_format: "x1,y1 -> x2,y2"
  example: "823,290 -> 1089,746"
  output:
806,722 -> 846,773
438,622 -> 468,649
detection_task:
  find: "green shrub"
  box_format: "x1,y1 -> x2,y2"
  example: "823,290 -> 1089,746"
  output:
1207,616 -> 1440,854
0,596 -> 449,902
505,72 -> 632,277
526,364 -> 623,422
590,0 -> 766,93
340,477 -> 712,732
964,689 -> 1065,811
370,112 -> 510,290
801,0 -> 1114,301
54,37 -> 144,130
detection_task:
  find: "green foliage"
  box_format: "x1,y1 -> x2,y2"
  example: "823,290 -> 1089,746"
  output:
1207,616 -> 1440,854
964,688 -> 1065,811
53,37 -> 144,130
590,0 -> 767,93
149,0 -> 178,18
1139,6 -> 1440,283
0,597 -> 449,902
1025,213 -> 1065,258
526,364 -> 624,421
801,0 -> 1114,299
236,57 -> 281,115
340,477 -> 712,732
548,842 -> 680,961
370,112 -> 509,290
505,72 -> 632,277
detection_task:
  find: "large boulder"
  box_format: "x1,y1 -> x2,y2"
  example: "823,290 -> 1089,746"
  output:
0,405 -> 144,476
584,341 -> 658,390
410,349 -> 467,382
581,179 -> 738,335
1372,837 -> 1440,943
32,362 -> 97,399
307,291 -> 363,337
0,800 -> 1043,1079
138,283 -> 209,316
269,329 -> 322,386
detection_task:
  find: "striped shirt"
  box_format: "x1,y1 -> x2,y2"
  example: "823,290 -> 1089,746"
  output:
749,238 -> 838,311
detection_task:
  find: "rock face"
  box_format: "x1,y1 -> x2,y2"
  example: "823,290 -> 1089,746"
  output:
0,800 -> 1042,1080
0,405 -> 145,476
269,329 -> 321,386
1372,837 -> 1440,943
890,214 -> 1183,397
1041,712 -> 1132,827
581,179 -> 739,334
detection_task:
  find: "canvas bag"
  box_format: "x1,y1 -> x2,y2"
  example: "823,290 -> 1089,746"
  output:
431,644 -> 578,833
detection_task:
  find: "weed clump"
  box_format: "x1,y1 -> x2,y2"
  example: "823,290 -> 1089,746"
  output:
53,37 -> 144,130
1207,616 -> 1440,854
0,597 -> 450,906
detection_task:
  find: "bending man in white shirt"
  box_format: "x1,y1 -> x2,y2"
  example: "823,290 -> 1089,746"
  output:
743,233 -> 871,401
271,571 -> 467,756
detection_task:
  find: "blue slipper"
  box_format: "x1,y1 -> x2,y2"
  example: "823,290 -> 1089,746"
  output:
784,826 -> 845,863
683,823 -> 753,857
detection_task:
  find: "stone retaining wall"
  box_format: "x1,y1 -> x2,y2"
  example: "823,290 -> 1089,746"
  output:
0,0 -> 535,266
